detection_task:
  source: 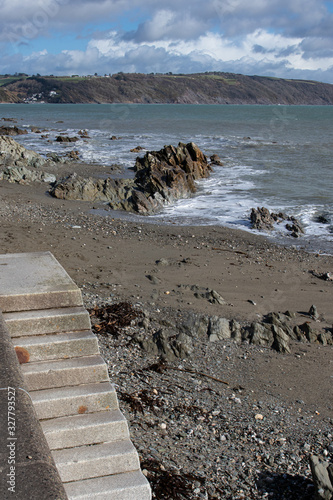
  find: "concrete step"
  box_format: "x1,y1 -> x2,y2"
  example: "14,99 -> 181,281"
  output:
41,410 -> 130,450
64,470 -> 151,500
0,251 -> 83,312
31,382 -> 118,420
3,306 -> 91,337
22,355 -> 109,391
53,440 -> 140,483
13,330 -> 99,362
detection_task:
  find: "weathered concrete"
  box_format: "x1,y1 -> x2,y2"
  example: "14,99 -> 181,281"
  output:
0,313 -> 68,499
64,470 -> 152,500
13,330 -> 99,362
21,355 -> 109,391
53,440 -> 140,482
3,306 -> 91,337
0,252 -> 83,312
41,410 -> 129,450
1,251 -> 151,499
31,381 -> 119,420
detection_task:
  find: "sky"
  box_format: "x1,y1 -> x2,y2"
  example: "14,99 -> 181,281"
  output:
1,0 -> 333,83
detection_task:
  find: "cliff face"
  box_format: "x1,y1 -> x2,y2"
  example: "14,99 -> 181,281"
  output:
1,72 -> 333,105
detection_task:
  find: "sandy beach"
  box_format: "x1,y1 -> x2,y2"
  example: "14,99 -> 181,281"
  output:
0,161 -> 332,499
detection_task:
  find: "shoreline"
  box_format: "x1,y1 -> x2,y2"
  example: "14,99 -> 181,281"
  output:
1,176 -> 333,498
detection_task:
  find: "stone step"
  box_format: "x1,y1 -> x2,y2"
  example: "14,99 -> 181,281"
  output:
3,306 -> 91,337
13,330 -> 99,362
0,251 -> 83,312
41,410 -> 130,450
53,440 -> 140,483
31,382 -> 118,420
64,470 -> 151,500
22,355 -> 109,391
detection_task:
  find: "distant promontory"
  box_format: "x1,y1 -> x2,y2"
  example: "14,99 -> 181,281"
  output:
1,72 -> 333,105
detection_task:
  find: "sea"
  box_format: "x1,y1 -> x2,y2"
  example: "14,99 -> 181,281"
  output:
1,103 -> 332,254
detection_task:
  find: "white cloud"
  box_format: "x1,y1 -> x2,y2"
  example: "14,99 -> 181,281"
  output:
0,0 -> 333,82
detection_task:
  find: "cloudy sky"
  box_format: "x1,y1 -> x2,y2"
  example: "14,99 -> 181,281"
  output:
1,0 -> 333,82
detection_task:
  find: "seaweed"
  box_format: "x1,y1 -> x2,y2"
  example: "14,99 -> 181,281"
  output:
89,302 -> 142,338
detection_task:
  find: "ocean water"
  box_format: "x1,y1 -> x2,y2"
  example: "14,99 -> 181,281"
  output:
1,103 -> 332,253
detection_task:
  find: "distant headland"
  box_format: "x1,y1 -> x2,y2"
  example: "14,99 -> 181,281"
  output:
1,72 -> 333,105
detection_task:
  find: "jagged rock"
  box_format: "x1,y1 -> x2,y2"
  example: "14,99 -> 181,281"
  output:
249,322 -> 274,347
309,455 -> 333,500
271,325 -> 291,353
50,142 -> 212,215
132,142 -> 212,214
250,207 -> 281,231
250,206 -> 304,237
0,125 -> 27,136
0,135 -> 48,169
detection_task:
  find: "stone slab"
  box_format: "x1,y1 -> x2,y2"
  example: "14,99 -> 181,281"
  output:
64,470 -> 151,500
3,306 -> 91,337
0,251 -> 82,312
53,440 -> 140,483
21,355 -> 109,391
42,409 -> 129,450
13,330 -> 99,362
31,382 -> 119,420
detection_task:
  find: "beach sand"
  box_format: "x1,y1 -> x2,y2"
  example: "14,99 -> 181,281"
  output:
0,164 -> 332,498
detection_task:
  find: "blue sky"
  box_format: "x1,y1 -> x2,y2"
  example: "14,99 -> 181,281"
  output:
1,0 -> 333,83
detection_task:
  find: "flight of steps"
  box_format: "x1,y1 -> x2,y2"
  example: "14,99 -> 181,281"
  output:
0,252 -> 151,500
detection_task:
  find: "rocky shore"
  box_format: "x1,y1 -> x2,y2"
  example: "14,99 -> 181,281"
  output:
0,134 -> 332,499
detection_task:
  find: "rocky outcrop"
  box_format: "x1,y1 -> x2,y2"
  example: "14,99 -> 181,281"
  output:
135,306 -> 333,361
50,142 -> 213,214
0,135 -> 47,169
250,207 -> 304,238
0,136 -> 56,184
0,126 -> 27,136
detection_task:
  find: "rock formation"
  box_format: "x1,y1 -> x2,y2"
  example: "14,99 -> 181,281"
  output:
0,136 -> 55,183
250,207 -> 304,238
50,142 -> 213,215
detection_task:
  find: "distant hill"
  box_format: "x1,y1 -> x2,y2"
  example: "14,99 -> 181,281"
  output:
1,72 -> 333,105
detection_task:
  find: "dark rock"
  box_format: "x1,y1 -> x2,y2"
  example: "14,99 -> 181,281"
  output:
250,207 -> 303,237
250,207 -> 279,231
210,154 -> 223,166
0,125 -> 27,136
55,135 -> 79,143
131,146 -> 144,152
